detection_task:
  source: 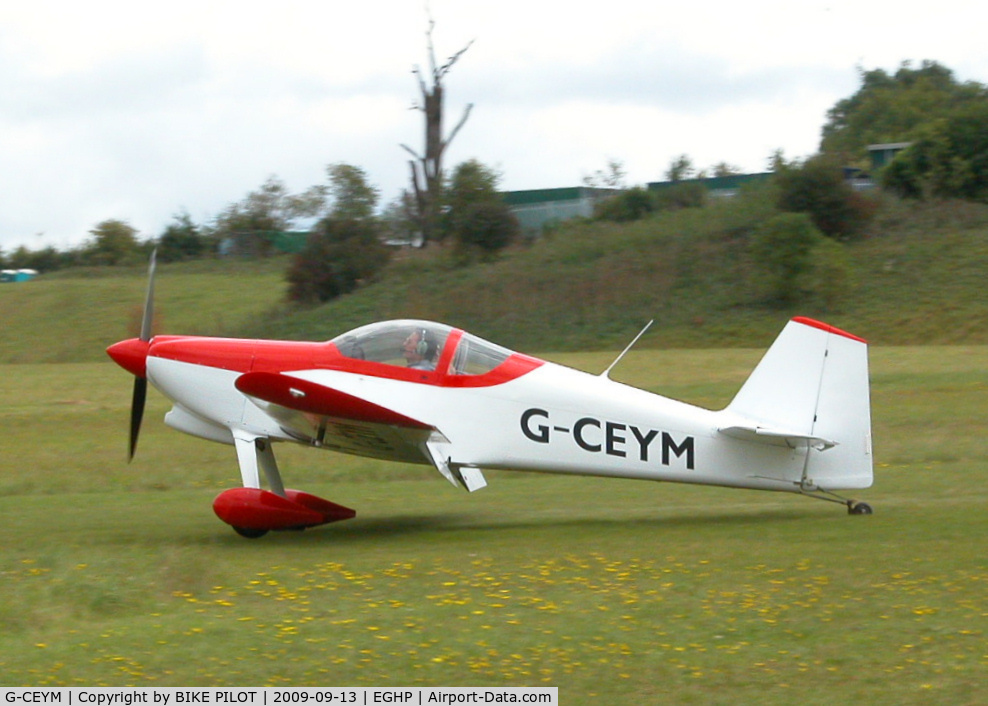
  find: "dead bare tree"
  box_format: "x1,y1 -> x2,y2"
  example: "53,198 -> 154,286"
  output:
401,18 -> 473,246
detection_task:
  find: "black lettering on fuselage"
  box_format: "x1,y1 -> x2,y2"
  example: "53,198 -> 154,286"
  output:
520,408 -> 550,443
573,417 -> 601,452
605,422 -> 627,457
662,431 -> 695,469
519,408 -> 694,469
631,426 -> 659,461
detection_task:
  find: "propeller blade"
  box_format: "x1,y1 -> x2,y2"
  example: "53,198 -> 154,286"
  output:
140,249 -> 157,342
130,249 -> 156,460
129,376 -> 147,461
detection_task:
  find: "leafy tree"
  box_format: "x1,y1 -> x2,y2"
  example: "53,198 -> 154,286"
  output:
85,219 -> 140,265
665,154 -> 696,182
582,159 -> 627,189
286,219 -> 390,304
883,101 -> 988,200
767,149 -> 789,173
11,245 -> 67,273
284,164 -> 389,303
711,162 -> 742,177
7,246 -> 29,269
774,155 -> 875,240
443,159 -> 519,260
217,175 -> 295,232
213,175 -> 326,257
445,159 -> 499,213
821,60 -> 988,163
749,213 -> 826,305
158,212 -> 208,262
326,163 -> 379,221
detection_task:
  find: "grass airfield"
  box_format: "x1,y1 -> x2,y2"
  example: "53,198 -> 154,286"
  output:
1,347 -> 985,704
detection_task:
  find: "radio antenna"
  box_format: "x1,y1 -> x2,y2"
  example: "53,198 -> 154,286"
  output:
601,320 -> 653,379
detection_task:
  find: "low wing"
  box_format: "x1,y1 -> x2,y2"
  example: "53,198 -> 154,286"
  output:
235,372 -> 486,491
236,371 -> 432,429
236,371 -> 434,464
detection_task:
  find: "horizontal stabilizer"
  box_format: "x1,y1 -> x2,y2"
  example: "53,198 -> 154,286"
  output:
236,371 -> 432,429
718,424 -> 837,451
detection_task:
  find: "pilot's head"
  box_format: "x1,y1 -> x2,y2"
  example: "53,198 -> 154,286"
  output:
402,329 -> 437,367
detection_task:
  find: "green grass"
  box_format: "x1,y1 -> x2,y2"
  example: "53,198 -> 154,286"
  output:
1,346 -> 985,702
0,258 -> 289,363
1,194 -> 986,697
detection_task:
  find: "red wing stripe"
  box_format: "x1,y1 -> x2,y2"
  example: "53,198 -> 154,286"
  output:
236,372 -> 433,430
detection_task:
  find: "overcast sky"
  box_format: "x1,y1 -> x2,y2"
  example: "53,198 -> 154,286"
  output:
2,0 -> 986,251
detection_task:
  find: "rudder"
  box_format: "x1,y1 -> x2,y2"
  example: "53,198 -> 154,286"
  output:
722,317 -> 873,490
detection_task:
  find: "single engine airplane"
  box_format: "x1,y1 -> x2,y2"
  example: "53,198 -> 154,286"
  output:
107,253 -> 873,538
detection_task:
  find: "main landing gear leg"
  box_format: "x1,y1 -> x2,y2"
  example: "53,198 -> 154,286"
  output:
215,431 -> 356,538
256,438 -> 286,497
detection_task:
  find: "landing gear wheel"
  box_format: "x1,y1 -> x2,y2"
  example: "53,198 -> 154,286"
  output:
233,526 -> 269,539
848,502 -> 873,516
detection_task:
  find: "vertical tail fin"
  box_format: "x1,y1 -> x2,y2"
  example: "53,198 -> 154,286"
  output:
722,317 -> 873,490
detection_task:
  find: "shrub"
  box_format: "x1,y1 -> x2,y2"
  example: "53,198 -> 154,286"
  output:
653,182 -> 707,211
286,219 -> 390,305
775,156 -> 875,240
594,187 -> 655,222
451,200 -> 520,261
444,160 -> 520,261
749,213 -> 826,305
595,183 -> 706,223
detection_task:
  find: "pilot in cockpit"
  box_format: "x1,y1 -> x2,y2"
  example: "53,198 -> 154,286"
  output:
402,328 -> 438,371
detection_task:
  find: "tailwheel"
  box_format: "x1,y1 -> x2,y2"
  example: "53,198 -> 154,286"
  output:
801,487 -> 874,515
848,501 -> 873,516
233,526 -> 269,539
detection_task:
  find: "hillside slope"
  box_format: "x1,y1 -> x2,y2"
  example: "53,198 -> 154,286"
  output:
243,195 -> 988,350
0,259 -> 287,363
3,195 -> 986,364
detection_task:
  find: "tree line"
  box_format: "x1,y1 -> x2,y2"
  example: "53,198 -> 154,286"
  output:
582,60 -> 988,307
4,59 -> 987,309
0,158 -> 519,300
1,16 -> 515,302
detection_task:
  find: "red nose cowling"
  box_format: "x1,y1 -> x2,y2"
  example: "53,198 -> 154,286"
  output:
107,338 -> 150,378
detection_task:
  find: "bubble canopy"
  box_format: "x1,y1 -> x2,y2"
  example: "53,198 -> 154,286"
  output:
329,320 -> 515,377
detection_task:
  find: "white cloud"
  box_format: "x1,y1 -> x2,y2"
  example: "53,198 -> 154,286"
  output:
1,0 -> 987,249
